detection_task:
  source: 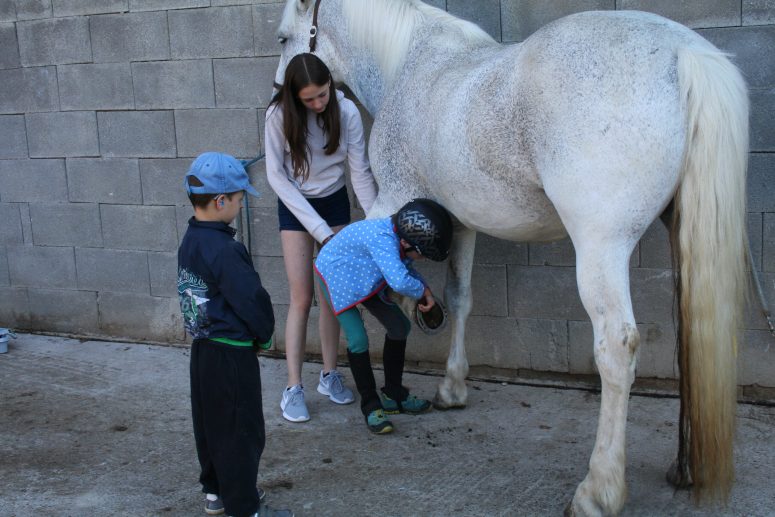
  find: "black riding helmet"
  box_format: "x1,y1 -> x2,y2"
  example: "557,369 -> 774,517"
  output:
392,198 -> 453,262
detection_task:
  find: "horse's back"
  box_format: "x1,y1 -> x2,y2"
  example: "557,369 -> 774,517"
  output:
374,10 -> 706,242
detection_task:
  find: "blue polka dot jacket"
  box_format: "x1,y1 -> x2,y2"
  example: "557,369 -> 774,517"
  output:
314,217 -> 426,315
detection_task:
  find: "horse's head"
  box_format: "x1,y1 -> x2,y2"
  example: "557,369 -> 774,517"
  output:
273,0 -> 347,91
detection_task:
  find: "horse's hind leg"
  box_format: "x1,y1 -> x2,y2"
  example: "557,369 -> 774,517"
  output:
567,240 -> 640,517
434,225 -> 476,409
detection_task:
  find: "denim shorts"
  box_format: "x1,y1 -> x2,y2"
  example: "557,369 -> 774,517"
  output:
277,186 -> 351,232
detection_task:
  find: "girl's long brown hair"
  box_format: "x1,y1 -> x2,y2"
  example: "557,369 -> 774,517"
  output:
269,53 -> 341,183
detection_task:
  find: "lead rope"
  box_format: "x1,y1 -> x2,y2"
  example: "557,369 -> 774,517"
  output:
239,153 -> 265,261
749,242 -> 775,351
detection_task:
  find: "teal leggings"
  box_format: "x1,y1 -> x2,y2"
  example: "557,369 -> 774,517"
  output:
317,278 -> 410,354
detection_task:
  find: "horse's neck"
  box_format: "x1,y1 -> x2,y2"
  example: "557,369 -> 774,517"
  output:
339,59 -> 389,117
335,24 -> 475,117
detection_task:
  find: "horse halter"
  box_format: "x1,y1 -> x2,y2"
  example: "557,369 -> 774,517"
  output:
309,0 -> 322,53
273,0 -> 323,91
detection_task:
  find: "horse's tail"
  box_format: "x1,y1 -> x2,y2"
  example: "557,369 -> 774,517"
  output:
672,43 -> 749,503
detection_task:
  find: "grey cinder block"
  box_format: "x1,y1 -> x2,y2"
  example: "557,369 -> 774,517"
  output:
214,57 -> 280,109
698,25 -> 775,89
508,265 -> 586,320
749,212 -> 763,272
422,0 -> 446,10
7,245 -> 76,288
446,0 -> 501,41
98,291 -> 183,341
0,21 -> 20,69
474,233 -> 528,265
458,315 -> 530,369
630,268 -> 675,325
29,203 -> 103,247
747,271 -> 775,329
26,111 -> 99,158
169,6 -> 253,59
0,158 -> 67,202
58,63 -> 134,111
750,90 -> 775,152
748,153 -> 775,212
0,66 -> 58,113
139,158 -> 191,206
76,248 -> 150,293
17,17 -> 91,66
244,159 -> 277,209
519,317 -> 569,372
501,0 -> 615,43
148,251 -> 176,297
763,213 -> 775,272
619,0 -> 741,28
638,221 -> 672,270
27,287 -> 98,335
66,158 -> 142,204
129,0 -> 209,12
0,203 -> 23,245
0,2 -> 16,22
529,238 -> 575,267
53,0 -> 128,17
253,3 -> 285,56
15,0 -> 51,20
635,322 -> 678,379
568,320 -> 595,374
0,249 -> 10,286
0,287 -> 30,329
175,204 -> 193,247
101,204 -> 178,252
470,264 -> 508,317
18,203 -> 32,244
247,206 -> 282,257
174,109 -> 260,158
257,255 -> 288,304
98,111 -> 176,158
744,0 -> 775,26
740,329 -> 775,385
91,11 -> 170,63
132,60 -> 214,110
0,115 -> 28,158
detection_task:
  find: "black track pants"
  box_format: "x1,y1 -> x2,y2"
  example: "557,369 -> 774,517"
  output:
190,339 -> 265,517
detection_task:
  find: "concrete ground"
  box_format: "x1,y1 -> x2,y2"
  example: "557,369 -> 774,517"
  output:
1,333 -> 774,517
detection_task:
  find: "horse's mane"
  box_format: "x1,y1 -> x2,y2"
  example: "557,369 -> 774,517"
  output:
341,0 -> 496,83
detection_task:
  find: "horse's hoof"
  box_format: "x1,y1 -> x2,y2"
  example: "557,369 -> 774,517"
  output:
431,393 -> 466,410
666,458 -> 692,489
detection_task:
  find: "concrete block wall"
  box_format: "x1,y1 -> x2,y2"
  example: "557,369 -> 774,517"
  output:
0,0 -> 773,396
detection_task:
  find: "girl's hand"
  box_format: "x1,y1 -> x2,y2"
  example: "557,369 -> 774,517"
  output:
417,286 -> 435,313
322,235 -> 334,246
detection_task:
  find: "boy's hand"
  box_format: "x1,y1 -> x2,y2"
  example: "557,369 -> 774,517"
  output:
417,286 -> 435,313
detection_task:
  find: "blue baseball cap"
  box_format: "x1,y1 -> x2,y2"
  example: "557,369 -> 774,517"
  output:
184,152 -> 260,197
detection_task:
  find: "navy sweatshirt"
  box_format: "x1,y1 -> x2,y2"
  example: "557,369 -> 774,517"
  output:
177,217 -> 274,344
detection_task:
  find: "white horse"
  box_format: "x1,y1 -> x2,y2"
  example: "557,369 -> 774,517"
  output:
273,1 -> 749,515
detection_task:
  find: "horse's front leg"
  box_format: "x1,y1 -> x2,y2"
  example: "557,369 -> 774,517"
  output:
433,226 -> 476,409
567,244 -> 639,517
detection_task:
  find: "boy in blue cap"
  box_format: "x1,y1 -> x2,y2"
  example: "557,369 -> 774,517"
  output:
178,152 -> 293,517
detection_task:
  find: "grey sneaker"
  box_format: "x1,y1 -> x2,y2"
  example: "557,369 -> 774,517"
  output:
316,369 -> 355,405
280,384 -> 310,422
206,488 -> 265,515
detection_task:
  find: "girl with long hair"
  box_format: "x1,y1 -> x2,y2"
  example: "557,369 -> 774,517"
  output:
265,53 -> 378,422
